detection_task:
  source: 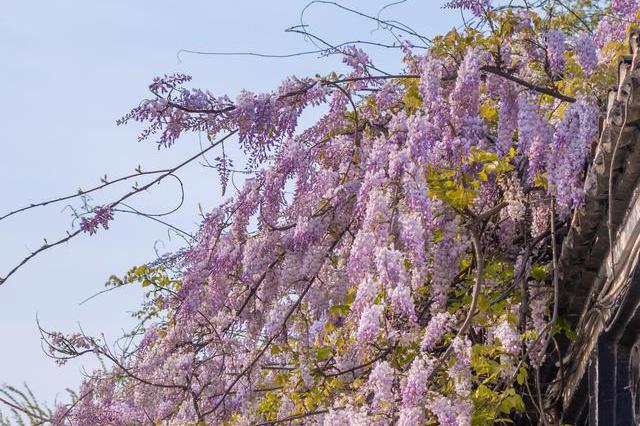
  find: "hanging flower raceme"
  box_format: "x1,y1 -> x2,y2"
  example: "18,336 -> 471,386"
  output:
79,205 -> 113,235
545,30 -> 566,77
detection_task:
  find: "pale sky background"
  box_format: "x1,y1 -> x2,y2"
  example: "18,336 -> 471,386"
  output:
0,0 -> 460,415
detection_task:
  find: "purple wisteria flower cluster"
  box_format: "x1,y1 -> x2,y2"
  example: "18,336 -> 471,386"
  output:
79,205 -> 113,235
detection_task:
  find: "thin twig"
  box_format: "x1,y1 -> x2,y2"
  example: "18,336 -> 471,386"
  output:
0,131 -> 237,286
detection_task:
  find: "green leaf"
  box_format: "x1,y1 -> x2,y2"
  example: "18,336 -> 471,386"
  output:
530,264 -> 549,281
316,346 -> 333,361
516,366 -> 528,385
402,79 -> 423,113
328,304 -> 350,317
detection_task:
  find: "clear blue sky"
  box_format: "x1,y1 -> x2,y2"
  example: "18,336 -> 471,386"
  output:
0,0 -> 459,412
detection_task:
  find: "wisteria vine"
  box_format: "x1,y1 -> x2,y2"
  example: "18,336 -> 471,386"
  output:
1,0 -> 637,425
